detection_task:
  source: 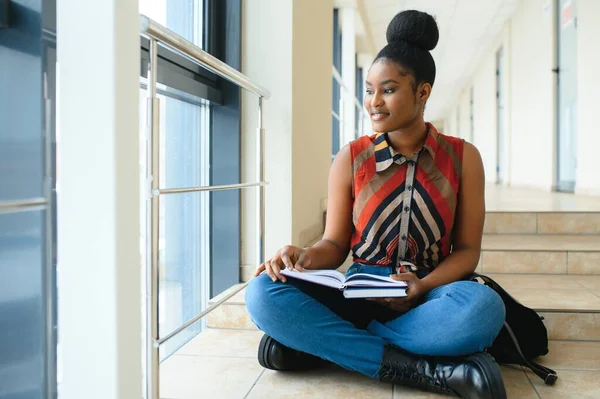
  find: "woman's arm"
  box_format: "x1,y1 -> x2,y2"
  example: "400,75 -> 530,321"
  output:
304,144 -> 355,270
419,141 -> 486,292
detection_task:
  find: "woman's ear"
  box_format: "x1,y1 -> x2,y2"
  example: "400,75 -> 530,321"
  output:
418,83 -> 432,104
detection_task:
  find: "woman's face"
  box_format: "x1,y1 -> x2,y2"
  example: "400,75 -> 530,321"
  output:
364,60 -> 431,132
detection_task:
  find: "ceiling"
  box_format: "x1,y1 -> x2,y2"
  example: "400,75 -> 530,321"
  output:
357,0 -> 522,121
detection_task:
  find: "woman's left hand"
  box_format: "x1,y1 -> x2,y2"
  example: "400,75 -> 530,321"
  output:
370,273 -> 427,313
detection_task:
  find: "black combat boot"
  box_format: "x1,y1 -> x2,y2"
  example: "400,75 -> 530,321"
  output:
258,334 -> 328,371
378,344 -> 507,398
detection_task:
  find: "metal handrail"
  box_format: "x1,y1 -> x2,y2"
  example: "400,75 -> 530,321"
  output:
156,181 -> 268,195
155,281 -> 249,347
0,198 -> 47,213
141,15 -> 268,399
140,15 -> 270,99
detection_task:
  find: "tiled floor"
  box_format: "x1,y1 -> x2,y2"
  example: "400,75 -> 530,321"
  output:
159,328 -> 600,399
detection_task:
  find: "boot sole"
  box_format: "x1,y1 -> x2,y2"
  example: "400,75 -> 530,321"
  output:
258,334 -> 276,370
468,353 -> 507,399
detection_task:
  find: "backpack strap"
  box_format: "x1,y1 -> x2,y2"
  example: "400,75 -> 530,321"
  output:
503,322 -> 558,386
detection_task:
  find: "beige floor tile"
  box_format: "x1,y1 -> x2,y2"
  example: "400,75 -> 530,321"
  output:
206,303 -> 257,330
537,341 -> 600,371
501,366 -> 539,399
540,312 -> 600,341
482,235 -> 600,252
568,253 -> 600,275
247,366 -> 392,399
538,213 -> 600,234
484,213 -> 538,234
481,252 -> 567,274
392,365 -> 536,399
160,355 -> 263,399
393,385 -> 446,398
527,370 -> 600,399
508,288 -> 600,311
176,329 -> 263,358
484,274 -> 584,290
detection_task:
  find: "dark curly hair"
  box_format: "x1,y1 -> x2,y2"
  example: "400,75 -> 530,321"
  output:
374,10 -> 439,89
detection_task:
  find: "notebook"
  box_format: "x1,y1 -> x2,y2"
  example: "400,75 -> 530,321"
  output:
279,269 -> 408,299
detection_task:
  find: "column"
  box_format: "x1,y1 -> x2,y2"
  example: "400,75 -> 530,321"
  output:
57,0 -> 142,397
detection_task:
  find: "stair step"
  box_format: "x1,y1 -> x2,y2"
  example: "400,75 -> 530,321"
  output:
480,235 -> 600,275
208,275 -> 600,341
484,212 -> 600,235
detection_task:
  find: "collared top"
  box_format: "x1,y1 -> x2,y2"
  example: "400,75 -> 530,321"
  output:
349,123 -> 464,272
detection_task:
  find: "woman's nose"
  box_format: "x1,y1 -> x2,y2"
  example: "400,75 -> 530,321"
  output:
370,92 -> 384,108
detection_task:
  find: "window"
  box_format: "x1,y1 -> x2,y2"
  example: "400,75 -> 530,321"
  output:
139,0 -> 242,359
470,87 -> 475,142
456,105 -> 460,137
139,0 -> 204,47
332,8 -> 342,158
138,86 -> 211,359
355,63 -> 364,137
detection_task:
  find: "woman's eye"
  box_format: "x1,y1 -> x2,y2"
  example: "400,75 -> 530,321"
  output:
384,88 -> 394,94
366,89 -> 374,95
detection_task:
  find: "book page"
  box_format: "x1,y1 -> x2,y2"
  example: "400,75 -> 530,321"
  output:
344,273 -> 408,288
279,269 -> 345,289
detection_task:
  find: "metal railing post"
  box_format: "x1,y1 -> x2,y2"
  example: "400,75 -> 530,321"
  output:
146,38 -> 161,399
257,97 -> 266,267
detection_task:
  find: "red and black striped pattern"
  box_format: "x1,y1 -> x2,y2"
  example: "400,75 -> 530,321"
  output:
349,123 -> 464,271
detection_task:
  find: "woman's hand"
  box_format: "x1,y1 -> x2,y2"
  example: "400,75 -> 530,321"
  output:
253,245 -> 312,283
371,273 -> 427,313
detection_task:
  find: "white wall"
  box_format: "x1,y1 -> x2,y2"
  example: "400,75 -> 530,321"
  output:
576,0 -> 600,195
241,0 -> 333,280
472,44 -> 498,183
508,0 -> 555,189
443,0 -> 557,189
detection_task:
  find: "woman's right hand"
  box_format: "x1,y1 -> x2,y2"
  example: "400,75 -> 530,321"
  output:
253,245 -> 312,282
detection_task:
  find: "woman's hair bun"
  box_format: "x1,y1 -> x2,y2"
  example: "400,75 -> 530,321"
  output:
386,10 -> 439,51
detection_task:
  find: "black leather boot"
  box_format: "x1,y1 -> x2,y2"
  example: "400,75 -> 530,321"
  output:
258,334 -> 328,371
378,345 -> 507,399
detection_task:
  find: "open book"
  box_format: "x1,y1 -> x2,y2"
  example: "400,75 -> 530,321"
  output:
280,269 -> 408,299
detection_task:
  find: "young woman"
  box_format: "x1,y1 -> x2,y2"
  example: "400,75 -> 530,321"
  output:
246,10 -> 506,399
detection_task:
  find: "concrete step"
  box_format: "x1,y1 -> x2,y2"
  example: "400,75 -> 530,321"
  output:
480,235 -> 600,275
484,211 -> 600,235
161,327 -> 600,398
208,275 -> 600,342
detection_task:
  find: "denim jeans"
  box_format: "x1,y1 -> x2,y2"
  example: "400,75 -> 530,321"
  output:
245,263 -> 505,378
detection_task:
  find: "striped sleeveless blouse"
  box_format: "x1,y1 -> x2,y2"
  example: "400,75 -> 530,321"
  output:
349,123 -> 464,273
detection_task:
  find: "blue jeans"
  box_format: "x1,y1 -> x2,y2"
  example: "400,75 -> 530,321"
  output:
245,264 -> 505,378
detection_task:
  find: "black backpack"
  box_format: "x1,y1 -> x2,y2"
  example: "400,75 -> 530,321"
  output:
471,273 -> 558,385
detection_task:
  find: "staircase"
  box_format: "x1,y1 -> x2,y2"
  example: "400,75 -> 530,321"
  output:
160,188 -> 600,398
